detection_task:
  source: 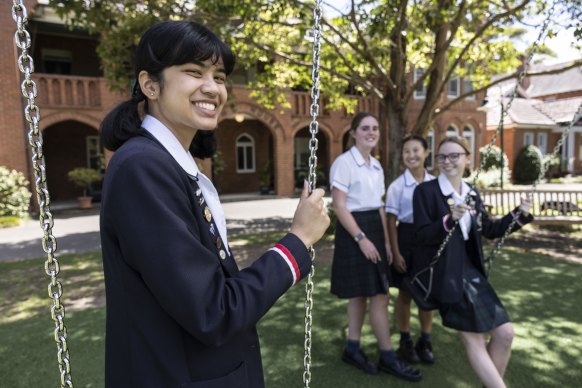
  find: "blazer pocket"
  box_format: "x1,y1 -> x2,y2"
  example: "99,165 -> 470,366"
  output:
180,362 -> 249,388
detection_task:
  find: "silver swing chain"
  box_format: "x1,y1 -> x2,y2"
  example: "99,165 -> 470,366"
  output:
414,2 -> 556,291
11,1 -> 74,387
484,100 -> 582,275
303,0 -> 323,387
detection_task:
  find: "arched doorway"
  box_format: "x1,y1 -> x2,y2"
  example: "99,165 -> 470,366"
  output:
294,127 -> 329,189
43,120 -> 102,201
215,119 -> 275,194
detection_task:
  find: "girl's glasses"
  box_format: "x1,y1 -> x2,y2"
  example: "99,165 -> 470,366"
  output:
435,152 -> 466,163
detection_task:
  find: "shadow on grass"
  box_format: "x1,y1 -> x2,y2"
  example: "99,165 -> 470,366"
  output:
0,308 -> 105,388
1,249 -> 580,387
260,254 -> 582,388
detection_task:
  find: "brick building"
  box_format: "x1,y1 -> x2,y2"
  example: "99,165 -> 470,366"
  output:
484,62 -> 582,176
1,1 -> 486,203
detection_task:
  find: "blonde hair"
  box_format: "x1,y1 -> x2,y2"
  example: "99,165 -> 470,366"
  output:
438,135 -> 471,155
438,135 -> 472,177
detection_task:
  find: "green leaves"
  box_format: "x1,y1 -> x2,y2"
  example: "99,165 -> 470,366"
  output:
0,166 -> 32,218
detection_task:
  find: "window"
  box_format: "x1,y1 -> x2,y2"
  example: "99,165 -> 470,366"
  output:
426,129 -> 435,170
236,134 -> 255,173
42,49 -> 72,75
537,133 -> 548,154
446,125 -> 458,137
447,77 -> 460,98
463,78 -> 475,100
86,136 -> 102,171
294,137 -> 311,170
524,132 -> 534,147
414,68 -> 426,99
463,126 -> 475,165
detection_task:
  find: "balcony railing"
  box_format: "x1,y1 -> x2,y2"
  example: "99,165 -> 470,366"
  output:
31,74 -> 102,108
289,91 -> 377,118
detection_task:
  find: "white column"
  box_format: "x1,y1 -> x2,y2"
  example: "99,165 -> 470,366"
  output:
567,129 -> 575,172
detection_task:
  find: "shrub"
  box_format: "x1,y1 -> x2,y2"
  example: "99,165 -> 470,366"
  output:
472,145 -> 511,188
67,167 -> 102,196
479,145 -> 507,171
468,167 -> 511,189
513,145 -> 543,184
0,166 -> 32,218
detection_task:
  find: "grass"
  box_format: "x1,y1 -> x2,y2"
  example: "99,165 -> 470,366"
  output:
0,215 -> 21,228
1,247 -> 581,387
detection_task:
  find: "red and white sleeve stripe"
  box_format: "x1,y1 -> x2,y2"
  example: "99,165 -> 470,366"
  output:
269,243 -> 301,286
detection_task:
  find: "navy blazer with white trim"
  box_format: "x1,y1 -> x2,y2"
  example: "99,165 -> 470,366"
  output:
100,132 -> 311,387
412,179 -> 533,304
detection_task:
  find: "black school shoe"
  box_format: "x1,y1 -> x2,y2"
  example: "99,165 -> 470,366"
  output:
378,357 -> 422,382
341,349 -> 379,374
397,338 -> 420,364
415,338 -> 435,364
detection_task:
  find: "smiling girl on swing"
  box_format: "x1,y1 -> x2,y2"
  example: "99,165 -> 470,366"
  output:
412,136 -> 533,388
99,20 -> 329,388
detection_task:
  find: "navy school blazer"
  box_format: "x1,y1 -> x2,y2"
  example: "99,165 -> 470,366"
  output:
100,132 -> 312,387
412,179 -> 533,304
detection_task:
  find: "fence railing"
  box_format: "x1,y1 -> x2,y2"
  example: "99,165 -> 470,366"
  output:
480,189 -> 582,224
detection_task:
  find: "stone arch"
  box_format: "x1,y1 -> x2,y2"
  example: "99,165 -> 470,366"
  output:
42,119 -> 101,201
221,102 -> 286,141
292,123 -> 332,188
41,111 -> 101,131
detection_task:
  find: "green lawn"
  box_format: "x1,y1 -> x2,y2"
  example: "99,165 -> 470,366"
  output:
1,248 -> 581,387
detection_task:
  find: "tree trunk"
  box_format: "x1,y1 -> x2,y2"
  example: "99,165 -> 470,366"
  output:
382,100 -> 407,184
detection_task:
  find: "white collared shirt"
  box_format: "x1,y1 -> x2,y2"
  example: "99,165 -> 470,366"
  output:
385,169 -> 435,223
438,174 -> 472,240
141,115 -> 229,252
329,146 -> 385,211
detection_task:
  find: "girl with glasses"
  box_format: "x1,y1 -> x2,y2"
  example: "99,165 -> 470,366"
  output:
412,136 -> 533,388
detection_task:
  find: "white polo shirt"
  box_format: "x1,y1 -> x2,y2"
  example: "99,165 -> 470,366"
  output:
329,146 -> 385,212
141,115 -> 229,252
385,169 -> 435,223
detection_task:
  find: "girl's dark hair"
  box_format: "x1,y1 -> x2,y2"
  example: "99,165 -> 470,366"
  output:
189,130 -> 217,159
345,112 -> 378,149
350,112 -> 377,131
101,21 -> 235,152
401,134 -> 428,151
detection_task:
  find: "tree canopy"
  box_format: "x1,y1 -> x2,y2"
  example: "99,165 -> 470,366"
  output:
48,0 -> 581,178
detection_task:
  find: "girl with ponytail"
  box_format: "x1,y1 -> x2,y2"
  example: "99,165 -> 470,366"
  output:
99,20 -> 329,388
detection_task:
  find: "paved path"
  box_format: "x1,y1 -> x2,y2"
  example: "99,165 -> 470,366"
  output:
0,197 -> 315,262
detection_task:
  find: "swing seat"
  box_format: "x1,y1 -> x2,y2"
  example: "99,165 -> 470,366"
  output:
540,200 -> 580,215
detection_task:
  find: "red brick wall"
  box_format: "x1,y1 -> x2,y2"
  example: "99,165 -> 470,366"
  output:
215,119 -> 274,194
0,1 -> 32,175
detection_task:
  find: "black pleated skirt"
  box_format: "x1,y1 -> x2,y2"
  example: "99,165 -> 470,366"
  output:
330,210 -> 390,299
389,222 -> 415,289
438,250 -> 510,333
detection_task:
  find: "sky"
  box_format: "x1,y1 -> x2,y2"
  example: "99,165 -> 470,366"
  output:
323,1 -> 581,66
